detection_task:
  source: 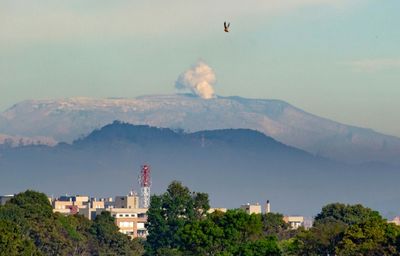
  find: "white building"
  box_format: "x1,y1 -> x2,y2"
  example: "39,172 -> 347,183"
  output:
241,203 -> 262,214
283,216 -> 304,229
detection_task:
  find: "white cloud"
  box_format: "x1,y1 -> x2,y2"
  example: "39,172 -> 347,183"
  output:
346,58 -> 400,72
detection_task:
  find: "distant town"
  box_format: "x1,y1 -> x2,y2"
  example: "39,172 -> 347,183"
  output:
0,191 -> 312,239
2,165 -> 399,242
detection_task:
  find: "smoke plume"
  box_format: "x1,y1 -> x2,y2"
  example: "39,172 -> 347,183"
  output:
175,61 -> 216,99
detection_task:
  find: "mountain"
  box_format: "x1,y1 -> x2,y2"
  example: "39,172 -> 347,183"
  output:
1,94 -> 399,164
0,122 -> 399,216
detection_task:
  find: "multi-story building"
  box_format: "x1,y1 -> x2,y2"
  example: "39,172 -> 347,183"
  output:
97,207 -> 148,238
283,216 -> 304,229
52,195 -> 90,214
241,203 -> 262,214
114,191 -> 140,209
72,195 -> 90,208
52,191 -> 147,238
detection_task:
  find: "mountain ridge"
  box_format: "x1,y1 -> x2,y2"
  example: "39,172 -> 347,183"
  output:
1,94 -> 399,164
1,121 -> 399,216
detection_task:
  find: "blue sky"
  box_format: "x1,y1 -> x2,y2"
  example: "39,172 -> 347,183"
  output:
1,0 -> 399,136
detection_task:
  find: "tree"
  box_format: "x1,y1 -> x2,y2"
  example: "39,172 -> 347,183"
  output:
145,181 -> 210,255
240,237 -> 281,256
179,209 -> 281,255
7,190 -> 53,219
294,203 -> 400,256
3,190 -> 74,255
295,218 -> 346,256
0,190 -> 143,255
336,218 -> 400,256
91,211 -> 143,255
193,192 -> 210,219
178,218 -> 225,255
0,219 -> 38,256
262,212 -> 291,239
315,203 -> 380,226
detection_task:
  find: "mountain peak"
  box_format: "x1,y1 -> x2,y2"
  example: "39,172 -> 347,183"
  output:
1,94 -> 399,164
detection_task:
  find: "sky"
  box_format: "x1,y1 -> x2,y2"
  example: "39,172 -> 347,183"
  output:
1,0 -> 399,137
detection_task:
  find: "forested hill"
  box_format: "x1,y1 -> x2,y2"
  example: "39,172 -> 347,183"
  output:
1,121 -> 399,215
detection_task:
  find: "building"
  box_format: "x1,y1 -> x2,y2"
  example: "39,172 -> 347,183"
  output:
389,216 -> 400,225
72,195 -> 90,208
241,203 -> 262,214
97,208 -> 148,238
114,191 -> 139,209
208,208 -> 228,214
283,216 -> 304,229
52,194 -> 91,214
0,195 -> 14,205
51,191 -> 147,238
79,198 -> 108,220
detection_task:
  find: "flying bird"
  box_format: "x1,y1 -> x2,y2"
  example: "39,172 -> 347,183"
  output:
224,22 -> 230,33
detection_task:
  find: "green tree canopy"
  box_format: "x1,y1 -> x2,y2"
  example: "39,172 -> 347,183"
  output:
0,190 -> 144,255
145,181 -> 210,255
179,210 -> 281,255
0,219 -> 39,256
315,203 -> 381,226
294,203 -> 400,256
336,218 -> 400,256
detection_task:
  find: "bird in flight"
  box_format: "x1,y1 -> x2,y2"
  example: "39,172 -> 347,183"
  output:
224,22 -> 230,33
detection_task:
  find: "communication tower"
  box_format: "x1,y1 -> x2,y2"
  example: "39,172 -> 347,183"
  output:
138,164 -> 151,208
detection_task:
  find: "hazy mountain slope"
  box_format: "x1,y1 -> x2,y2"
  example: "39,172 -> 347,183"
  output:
1,94 -> 399,164
0,122 -> 399,216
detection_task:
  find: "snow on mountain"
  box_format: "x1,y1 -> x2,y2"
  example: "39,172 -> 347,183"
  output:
1,94 -> 399,164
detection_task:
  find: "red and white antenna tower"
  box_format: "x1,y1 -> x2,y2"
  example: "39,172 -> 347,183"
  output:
138,164 -> 151,208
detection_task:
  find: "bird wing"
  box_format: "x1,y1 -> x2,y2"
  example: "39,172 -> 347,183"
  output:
224,22 -> 227,29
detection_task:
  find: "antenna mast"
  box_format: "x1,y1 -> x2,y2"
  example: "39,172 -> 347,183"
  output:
138,164 -> 151,208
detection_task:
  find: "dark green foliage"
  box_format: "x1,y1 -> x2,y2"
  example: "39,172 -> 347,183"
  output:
336,219 -> 400,256
294,203 -> 400,256
315,203 -> 381,226
177,210 -> 282,255
0,190 -> 144,255
146,181 -> 281,255
295,219 -> 347,255
4,187 -> 400,256
262,212 -> 292,239
90,211 -> 143,255
145,181 -> 210,254
193,192 -> 210,219
0,219 -> 39,256
178,218 -> 225,255
240,237 -> 281,256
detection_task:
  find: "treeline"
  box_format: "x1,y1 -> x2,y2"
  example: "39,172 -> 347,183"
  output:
2,183 -> 400,255
146,181 -> 400,256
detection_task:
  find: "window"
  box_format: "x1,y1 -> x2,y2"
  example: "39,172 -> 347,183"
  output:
119,221 -> 134,228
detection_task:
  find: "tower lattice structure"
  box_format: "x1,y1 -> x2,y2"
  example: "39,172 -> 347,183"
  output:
138,164 -> 151,208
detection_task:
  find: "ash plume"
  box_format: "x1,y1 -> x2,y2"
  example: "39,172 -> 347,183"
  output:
175,61 -> 216,99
